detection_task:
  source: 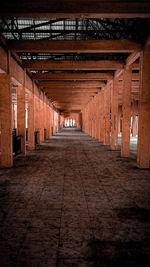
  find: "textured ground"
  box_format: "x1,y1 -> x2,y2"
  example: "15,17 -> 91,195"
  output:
0,128 -> 150,267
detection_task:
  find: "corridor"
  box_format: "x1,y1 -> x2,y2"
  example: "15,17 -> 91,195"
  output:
0,128 -> 150,266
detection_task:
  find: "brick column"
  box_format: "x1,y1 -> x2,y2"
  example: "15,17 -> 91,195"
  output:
94,98 -> 97,138
46,103 -> 50,139
35,97 -> 40,144
89,103 -> 92,136
100,89 -> 104,142
40,98 -> 44,141
121,65 -> 132,157
98,92 -> 101,141
118,115 -> 121,134
49,107 -> 52,136
96,96 -> 99,140
44,99 -> 47,140
132,114 -> 136,136
118,105 -> 122,134
111,76 -> 119,150
104,83 -> 111,145
51,109 -> 54,135
97,94 -> 101,141
93,99 -> 95,138
137,39 -> 150,168
0,74 -> 13,167
17,85 -> 26,155
28,91 -> 35,150
132,100 -> 136,137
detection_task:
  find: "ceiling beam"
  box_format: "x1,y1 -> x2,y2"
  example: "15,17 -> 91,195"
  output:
39,81 -> 106,88
126,51 -> 141,66
7,40 -> 141,53
33,72 -> 140,81
119,72 -> 139,81
46,88 -> 100,91
32,72 -> 114,80
1,0 -> 150,18
119,81 -> 139,86
24,60 -> 124,70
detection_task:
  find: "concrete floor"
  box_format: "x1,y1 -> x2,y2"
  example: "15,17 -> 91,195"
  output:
0,128 -> 150,267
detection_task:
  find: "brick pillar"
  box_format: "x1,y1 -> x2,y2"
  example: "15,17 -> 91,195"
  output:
96,96 -> 99,140
93,99 -> 95,138
46,104 -> 50,139
95,98 -> 97,138
90,102 -> 92,136
118,105 -> 122,134
104,83 -> 111,145
28,92 -> 35,150
89,103 -> 91,136
44,101 -> 47,139
40,99 -> 44,141
0,74 -> 13,167
58,113 -> 60,130
90,101 -> 92,136
35,97 -> 40,144
49,106 -> 52,134
49,107 -> 52,136
118,115 -> 121,134
132,114 -> 136,136
132,100 -> 136,137
17,85 -> 26,156
98,92 -> 101,141
93,99 -> 96,138
97,94 -> 100,141
51,109 -> 54,135
137,40 -> 150,168
111,76 -> 119,150
121,65 -> 132,157
100,89 -> 104,142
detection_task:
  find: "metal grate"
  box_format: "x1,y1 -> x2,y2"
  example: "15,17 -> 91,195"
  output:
0,18 -> 149,42
0,17 -> 149,62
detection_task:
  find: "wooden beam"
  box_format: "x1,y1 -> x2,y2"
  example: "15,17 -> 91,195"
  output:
46,88 -> 100,92
8,40 -> 141,53
39,81 -> 106,88
53,100 -> 91,103
1,0 -> 150,18
32,72 -> 114,80
126,51 -> 141,66
24,60 -> 124,70
115,61 -> 140,78
119,72 -> 140,81
46,88 -> 101,94
48,94 -> 95,98
118,81 -> 139,86
132,61 -> 140,70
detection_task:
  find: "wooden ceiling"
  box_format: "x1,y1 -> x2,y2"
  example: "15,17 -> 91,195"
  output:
1,1 -> 150,114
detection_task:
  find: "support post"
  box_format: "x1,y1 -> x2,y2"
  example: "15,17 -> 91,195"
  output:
28,91 -> 35,150
100,89 -> 104,142
17,85 -> 26,155
132,114 -> 136,136
132,100 -> 137,137
40,97 -> 44,141
111,76 -> 119,150
121,65 -> 132,157
104,83 -> 111,145
137,39 -> 150,168
0,74 -> 13,167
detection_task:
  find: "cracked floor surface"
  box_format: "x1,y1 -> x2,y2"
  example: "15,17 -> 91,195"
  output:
0,128 -> 150,267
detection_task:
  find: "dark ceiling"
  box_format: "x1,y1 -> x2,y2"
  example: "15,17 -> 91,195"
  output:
0,17 -> 150,62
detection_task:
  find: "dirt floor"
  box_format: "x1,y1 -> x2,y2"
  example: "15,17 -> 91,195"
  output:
0,128 -> 150,267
